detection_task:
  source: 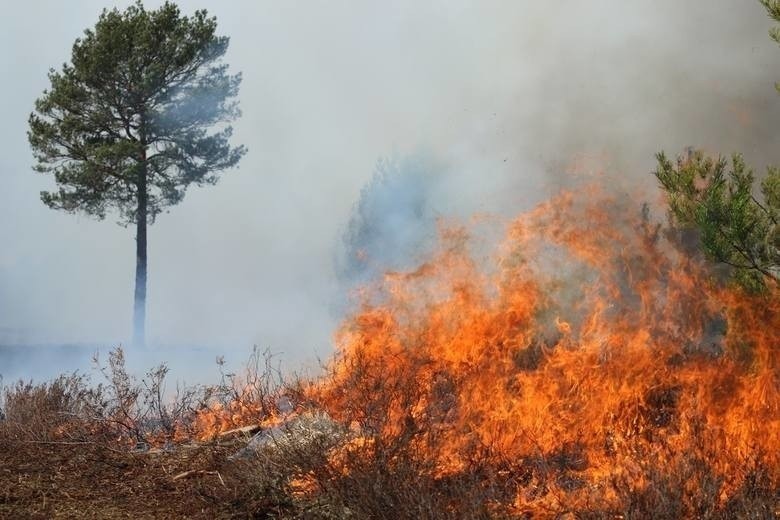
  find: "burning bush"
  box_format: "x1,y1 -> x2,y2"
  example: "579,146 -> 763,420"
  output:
304,188 -> 779,517
192,345 -> 290,441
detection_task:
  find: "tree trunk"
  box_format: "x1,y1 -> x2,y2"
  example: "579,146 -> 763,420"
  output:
133,146 -> 148,347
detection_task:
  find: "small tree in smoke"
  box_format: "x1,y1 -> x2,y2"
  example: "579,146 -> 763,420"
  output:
653,1 -> 780,291
339,153 -> 443,286
28,2 -> 246,346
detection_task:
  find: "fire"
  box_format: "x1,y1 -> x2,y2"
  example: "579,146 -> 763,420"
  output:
20,184 -> 773,514
187,348 -> 291,441
312,187 -> 779,513
192,386 -> 284,441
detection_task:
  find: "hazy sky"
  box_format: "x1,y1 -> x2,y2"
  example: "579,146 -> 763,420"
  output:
1,1 -> 780,374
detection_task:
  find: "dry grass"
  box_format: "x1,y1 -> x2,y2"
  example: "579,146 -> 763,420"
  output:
0,347 -> 282,519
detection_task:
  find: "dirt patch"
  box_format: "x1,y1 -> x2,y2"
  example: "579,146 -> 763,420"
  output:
0,438 -> 264,519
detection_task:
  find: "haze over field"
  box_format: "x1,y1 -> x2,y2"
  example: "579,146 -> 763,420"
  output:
1,1 -> 780,380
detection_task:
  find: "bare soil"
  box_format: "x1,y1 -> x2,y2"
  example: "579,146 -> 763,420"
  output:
0,438 -> 265,519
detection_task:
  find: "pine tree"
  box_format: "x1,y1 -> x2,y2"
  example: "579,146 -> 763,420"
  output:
654,151 -> 778,290
28,2 -> 246,346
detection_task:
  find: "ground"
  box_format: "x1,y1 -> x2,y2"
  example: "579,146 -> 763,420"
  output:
0,438 -> 266,519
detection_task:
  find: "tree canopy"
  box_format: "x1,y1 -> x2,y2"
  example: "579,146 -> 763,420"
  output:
29,1 -> 245,224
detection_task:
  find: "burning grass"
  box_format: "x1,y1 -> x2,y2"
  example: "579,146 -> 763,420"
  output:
1,188 -> 778,518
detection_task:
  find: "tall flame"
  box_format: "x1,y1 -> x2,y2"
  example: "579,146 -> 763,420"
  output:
314,187 -> 779,512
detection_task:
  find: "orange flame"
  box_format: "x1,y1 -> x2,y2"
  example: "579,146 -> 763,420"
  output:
191,387 -> 283,441
313,187 -> 779,512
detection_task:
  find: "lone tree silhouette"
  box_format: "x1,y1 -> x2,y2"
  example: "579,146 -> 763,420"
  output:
28,2 -> 246,346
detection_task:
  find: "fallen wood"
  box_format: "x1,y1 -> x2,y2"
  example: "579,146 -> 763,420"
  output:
172,469 -> 226,487
218,424 -> 262,438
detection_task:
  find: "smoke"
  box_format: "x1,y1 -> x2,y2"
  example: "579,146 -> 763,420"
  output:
337,153 -> 446,286
2,1 -> 780,383
335,0 -> 780,308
